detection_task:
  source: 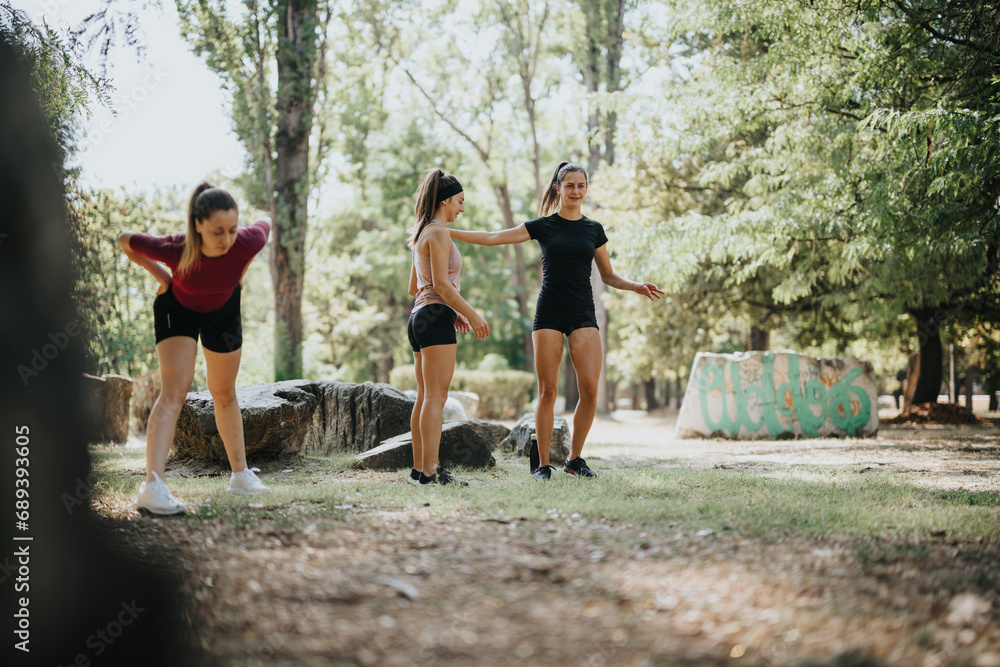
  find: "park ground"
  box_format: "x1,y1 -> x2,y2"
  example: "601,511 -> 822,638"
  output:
89,408 -> 1000,667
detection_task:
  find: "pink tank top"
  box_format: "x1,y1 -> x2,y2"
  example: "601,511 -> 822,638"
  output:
413,222 -> 462,311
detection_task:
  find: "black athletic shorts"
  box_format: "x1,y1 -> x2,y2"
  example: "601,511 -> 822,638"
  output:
532,306 -> 599,336
153,285 -> 243,353
407,303 -> 457,352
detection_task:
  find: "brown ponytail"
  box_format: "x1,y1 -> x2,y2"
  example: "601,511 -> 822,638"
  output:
408,168 -> 461,248
538,161 -> 587,217
179,182 -> 238,275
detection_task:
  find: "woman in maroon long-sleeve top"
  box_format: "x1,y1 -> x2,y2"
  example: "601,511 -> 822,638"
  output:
118,182 -> 271,514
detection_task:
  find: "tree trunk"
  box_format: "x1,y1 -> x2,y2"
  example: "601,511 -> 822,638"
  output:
603,0 -> 625,166
910,310 -> 944,404
644,378 -> 658,410
675,374 -> 683,408
380,338 -> 392,385
902,351 -> 919,409
584,32 -> 601,175
563,348 -> 579,411
592,265 -> 610,414
272,0 -> 320,381
749,325 -> 769,351
988,370 -> 998,411
964,359 -> 975,411
493,184 -> 532,368
662,377 -> 671,409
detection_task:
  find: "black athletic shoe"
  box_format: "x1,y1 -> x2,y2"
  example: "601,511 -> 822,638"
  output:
418,472 -> 437,485
531,464 -> 554,481
564,457 -> 596,478
407,468 -> 421,485
435,466 -> 469,486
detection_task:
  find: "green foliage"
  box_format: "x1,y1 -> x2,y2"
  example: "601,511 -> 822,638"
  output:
598,0 -> 1000,387
67,186 -> 182,376
389,365 -> 536,419
0,2 -> 109,170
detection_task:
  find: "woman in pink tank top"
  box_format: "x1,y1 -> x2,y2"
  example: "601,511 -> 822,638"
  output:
118,182 -> 272,514
405,169 -> 490,485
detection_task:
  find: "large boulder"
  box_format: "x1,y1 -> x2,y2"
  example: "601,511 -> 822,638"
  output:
317,381 -> 414,453
449,391 -> 480,419
81,373 -> 133,444
675,351 -> 879,439
499,413 -> 570,462
464,419 -> 510,451
401,390 -> 471,421
172,380 -> 321,466
357,421 -> 496,471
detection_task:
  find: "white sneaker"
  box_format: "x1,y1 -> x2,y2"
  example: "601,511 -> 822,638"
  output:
137,471 -> 187,515
227,468 -> 272,495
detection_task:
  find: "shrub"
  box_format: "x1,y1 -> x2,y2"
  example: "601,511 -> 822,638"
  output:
390,365 -> 535,419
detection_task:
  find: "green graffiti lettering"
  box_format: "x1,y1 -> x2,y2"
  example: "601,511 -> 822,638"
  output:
698,362 -> 736,432
695,354 -> 872,437
759,353 -> 789,436
827,368 -> 871,436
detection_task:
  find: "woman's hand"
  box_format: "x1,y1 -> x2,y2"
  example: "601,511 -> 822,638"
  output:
634,281 -> 665,300
455,314 -> 471,335
467,311 -> 490,339
156,278 -> 171,296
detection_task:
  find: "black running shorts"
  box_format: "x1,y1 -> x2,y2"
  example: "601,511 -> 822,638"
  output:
532,306 -> 599,336
407,303 -> 457,352
153,285 -> 243,353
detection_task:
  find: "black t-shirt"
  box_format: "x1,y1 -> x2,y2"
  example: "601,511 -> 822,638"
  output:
524,213 -> 608,314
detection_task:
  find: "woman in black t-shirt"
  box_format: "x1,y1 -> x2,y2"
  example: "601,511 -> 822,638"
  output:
449,161 -> 663,479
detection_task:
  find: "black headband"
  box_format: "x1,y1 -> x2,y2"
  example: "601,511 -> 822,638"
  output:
436,180 -> 463,203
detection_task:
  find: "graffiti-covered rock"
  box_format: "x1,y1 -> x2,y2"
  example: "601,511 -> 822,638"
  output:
676,351 -> 878,439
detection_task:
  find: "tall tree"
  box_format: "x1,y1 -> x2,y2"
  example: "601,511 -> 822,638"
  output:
177,0 -> 330,380
566,0 -> 635,413
627,0 -> 1000,405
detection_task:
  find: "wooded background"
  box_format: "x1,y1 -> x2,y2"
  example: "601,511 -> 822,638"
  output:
5,0 -> 998,413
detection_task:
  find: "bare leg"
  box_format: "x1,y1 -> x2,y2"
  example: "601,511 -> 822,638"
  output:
568,327 -> 603,460
145,337 -> 197,482
410,351 -> 424,473
204,346 -> 247,473
532,329 -> 565,467
415,343 -> 456,475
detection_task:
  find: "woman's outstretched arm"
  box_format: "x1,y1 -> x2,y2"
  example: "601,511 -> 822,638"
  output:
448,224 -> 531,246
594,245 -> 665,300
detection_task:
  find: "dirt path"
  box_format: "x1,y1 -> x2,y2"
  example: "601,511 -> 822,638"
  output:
587,412 -> 1000,492
101,416 -> 1000,666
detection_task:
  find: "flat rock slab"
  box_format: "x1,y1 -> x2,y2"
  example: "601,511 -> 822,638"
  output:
318,381 -> 415,453
172,380 -> 320,466
499,413 -> 570,463
676,350 -> 879,439
357,421 -> 496,471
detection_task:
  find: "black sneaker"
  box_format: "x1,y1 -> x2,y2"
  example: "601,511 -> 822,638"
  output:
435,466 -> 469,486
564,457 -> 596,478
418,472 -> 437,485
531,464 -> 554,481
407,468 -> 421,485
